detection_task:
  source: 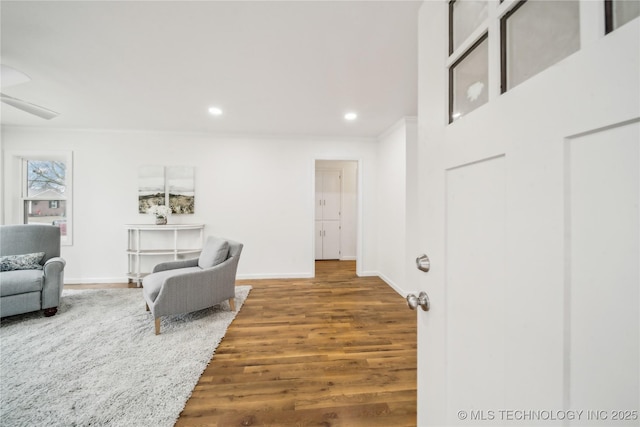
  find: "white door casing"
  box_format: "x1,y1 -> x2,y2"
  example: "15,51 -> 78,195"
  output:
416,2 -> 639,426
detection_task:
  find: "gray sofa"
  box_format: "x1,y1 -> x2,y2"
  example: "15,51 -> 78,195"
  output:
143,236 -> 243,334
0,224 -> 66,317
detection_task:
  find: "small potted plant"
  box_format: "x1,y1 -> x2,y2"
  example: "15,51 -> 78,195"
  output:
147,204 -> 171,225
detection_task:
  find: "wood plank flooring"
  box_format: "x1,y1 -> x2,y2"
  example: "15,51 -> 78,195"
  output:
68,260 -> 417,426
176,261 -> 417,427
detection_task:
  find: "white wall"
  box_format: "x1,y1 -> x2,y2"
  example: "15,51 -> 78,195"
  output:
1,128 -> 380,282
374,118 -> 417,295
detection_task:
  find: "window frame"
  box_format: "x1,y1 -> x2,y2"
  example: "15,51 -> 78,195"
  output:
448,32 -> 489,124
447,0 -> 490,124
4,150 -> 74,245
500,0 -> 581,94
604,0 -> 640,34
500,0 -> 527,94
605,0 -> 614,33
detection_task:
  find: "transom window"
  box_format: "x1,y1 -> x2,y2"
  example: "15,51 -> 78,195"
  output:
501,0 -> 580,93
605,0 -> 640,33
449,34 -> 489,123
448,0 -> 488,123
447,0 -> 632,124
449,0 -> 488,54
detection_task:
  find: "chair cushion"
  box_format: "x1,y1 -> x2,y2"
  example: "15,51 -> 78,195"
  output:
198,237 -> 229,269
142,267 -> 202,302
0,270 -> 44,297
0,252 -> 44,272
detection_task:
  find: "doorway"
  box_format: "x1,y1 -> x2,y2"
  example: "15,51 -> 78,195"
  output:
314,160 -> 359,275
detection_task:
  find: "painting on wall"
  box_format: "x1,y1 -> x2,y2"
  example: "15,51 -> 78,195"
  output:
138,166 -> 165,214
138,166 -> 195,214
167,166 -> 195,214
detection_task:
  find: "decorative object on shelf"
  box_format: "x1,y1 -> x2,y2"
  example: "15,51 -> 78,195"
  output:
138,166 -> 195,215
147,204 -> 171,225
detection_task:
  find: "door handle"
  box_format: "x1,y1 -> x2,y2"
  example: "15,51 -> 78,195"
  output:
416,254 -> 430,272
407,291 -> 430,311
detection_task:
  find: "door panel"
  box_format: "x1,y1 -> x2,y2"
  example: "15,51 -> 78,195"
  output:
315,171 -> 323,220
322,220 -> 341,260
446,156 -> 507,418
323,171 -> 341,221
315,221 -> 323,260
566,122 -> 639,418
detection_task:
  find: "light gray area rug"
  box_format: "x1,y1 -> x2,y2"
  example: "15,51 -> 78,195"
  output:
0,286 -> 251,427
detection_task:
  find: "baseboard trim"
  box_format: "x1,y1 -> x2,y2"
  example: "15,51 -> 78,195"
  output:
373,272 -> 408,298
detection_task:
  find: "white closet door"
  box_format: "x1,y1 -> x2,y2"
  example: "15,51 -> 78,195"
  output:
322,171 -> 341,221
315,169 -> 342,260
315,171 -> 324,220
321,220 -> 341,260
315,221 -> 323,260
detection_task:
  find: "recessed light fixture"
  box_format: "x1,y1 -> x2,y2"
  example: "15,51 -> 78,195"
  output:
208,106 -> 223,116
344,112 -> 358,121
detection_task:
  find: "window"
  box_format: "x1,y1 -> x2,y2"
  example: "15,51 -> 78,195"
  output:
23,159 -> 70,239
448,0 -> 489,123
501,0 -> 580,93
449,34 -> 489,123
605,0 -> 640,34
449,0 -> 488,54
4,151 -> 73,245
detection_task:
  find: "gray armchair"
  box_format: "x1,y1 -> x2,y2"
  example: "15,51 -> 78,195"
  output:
142,236 -> 243,335
0,224 -> 66,317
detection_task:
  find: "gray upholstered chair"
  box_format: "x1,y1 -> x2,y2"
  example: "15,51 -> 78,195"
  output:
0,224 -> 66,317
142,236 -> 243,335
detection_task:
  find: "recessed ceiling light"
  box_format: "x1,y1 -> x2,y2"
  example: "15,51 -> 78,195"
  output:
344,112 -> 358,121
208,107 -> 223,116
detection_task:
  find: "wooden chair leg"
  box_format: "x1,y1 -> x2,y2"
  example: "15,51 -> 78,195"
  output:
228,298 -> 235,311
155,317 -> 161,335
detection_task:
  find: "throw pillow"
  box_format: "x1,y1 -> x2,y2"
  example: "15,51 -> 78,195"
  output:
198,237 -> 229,269
0,252 -> 45,272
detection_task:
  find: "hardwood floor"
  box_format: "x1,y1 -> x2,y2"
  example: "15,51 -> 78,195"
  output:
67,260 -> 418,426
176,261 -> 417,427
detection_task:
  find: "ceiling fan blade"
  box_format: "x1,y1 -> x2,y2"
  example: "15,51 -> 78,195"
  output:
1,93 -> 59,120
0,64 -> 31,88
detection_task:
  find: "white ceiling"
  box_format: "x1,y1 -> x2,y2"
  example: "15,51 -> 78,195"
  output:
1,1 -> 420,138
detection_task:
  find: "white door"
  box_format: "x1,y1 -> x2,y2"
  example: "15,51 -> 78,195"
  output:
315,220 -> 340,260
321,220 -> 341,260
415,2 -> 639,426
315,221 -> 323,260
317,170 -> 341,221
316,169 -> 342,260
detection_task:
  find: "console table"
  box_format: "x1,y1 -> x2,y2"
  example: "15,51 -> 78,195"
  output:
125,224 -> 205,284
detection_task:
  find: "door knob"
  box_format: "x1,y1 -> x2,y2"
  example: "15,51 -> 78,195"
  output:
407,291 -> 430,311
416,254 -> 430,272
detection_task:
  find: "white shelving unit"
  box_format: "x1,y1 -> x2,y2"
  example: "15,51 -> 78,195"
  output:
125,223 -> 204,284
